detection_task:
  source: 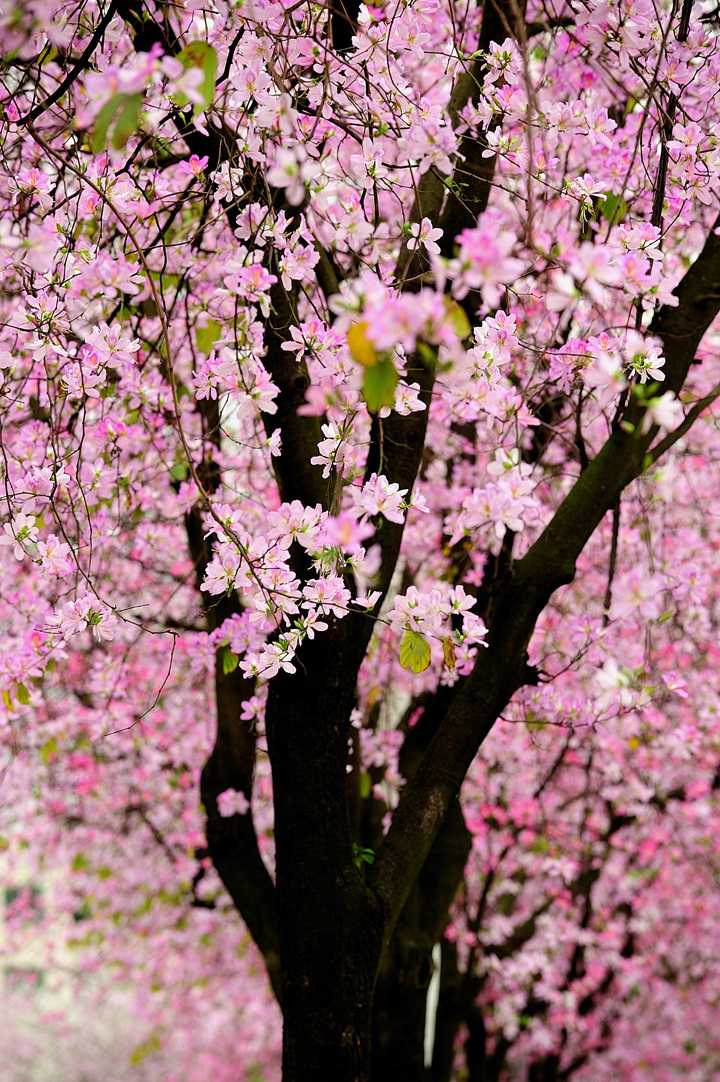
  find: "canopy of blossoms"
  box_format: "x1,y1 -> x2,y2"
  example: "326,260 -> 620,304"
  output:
1,0 -> 720,1078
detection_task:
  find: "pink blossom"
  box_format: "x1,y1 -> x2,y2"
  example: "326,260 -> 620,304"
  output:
322,512 -> 375,554
36,534 -> 73,577
353,474 -> 407,524
266,145 -> 318,205
612,569 -> 666,622
217,788 -> 250,817
302,576 -> 351,618
0,512 -> 38,560
350,137 -> 388,189
179,155 -> 209,178
267,501 -> 324,551
641,391 -> 684,433
407,217 -> 443,256
224,265 -> 278,309
451,227 -> 524,307
85,322 -> 140,367
236,366 -> 279,418
56,594 -> 117,641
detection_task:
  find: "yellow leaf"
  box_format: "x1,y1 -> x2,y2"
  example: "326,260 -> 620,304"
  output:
347,321 -> 377,367
443,636 -> 456,671
400,629 -> 431,674
130,1032 -> 161,1066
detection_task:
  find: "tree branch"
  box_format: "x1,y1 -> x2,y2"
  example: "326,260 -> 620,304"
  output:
18,0 -> 119,125
397,0 -> 528,282
363,356 -> 436,595
115,0 -> 328,513
369,209 -> 720,943
262,275 -> 328,510
645,379 -> 720,466
437,0 -> 529,256
184,402 -> 282,1001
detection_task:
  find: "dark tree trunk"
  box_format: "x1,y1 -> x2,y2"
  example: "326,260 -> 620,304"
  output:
372,911 -> 434,1082
372,706 -> 473,1082
466,1007 -> 509,1082
430,940 -> 470,1082
279,907 -> 382,1080
265,624 -> 385,1081
529,1056 -> 561,1082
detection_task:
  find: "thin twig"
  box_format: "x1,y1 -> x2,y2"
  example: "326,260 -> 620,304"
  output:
18,0 -> 119,125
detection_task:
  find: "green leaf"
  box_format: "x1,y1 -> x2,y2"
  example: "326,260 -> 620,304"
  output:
170,462 -> 188,482
197,44 -> 218,112
360,772 -> 372,800
418,341 -> 438,369
400,629 -> 431,674
111,92 -> 143,150
222,649 -> 239,675
599,194 -> 627,223
40,737 -> 58,764
443,298 -> 471,339
16,683 -> 31,706
130,1033 -> 162,1066
2,688 -> 13,711
72,852 -> 89,872
91,95 -> 125,154
196,318 -> 222,355
352,843 -> 375,868
175,42 -> 217,114
363,357 -> 398,413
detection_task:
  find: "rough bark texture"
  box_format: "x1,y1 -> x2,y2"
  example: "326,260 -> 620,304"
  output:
265,627 -> 385,1079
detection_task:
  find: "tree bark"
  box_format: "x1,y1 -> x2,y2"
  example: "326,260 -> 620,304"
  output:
373,695 -> 473,1082
372,800 -> 470,1082
265,627 -> 385,1080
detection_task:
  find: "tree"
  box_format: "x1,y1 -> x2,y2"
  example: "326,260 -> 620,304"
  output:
1,0 -> 720,1078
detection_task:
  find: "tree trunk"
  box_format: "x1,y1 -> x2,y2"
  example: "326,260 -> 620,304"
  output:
372,691 -> 473,1081
466,1007 -> 509,1082
279,914 -> 382,1080
265,624 -> 385,1080
528,1056 -> 560,1082
430,940 -> 470,1082
372,913 -> 433,1082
